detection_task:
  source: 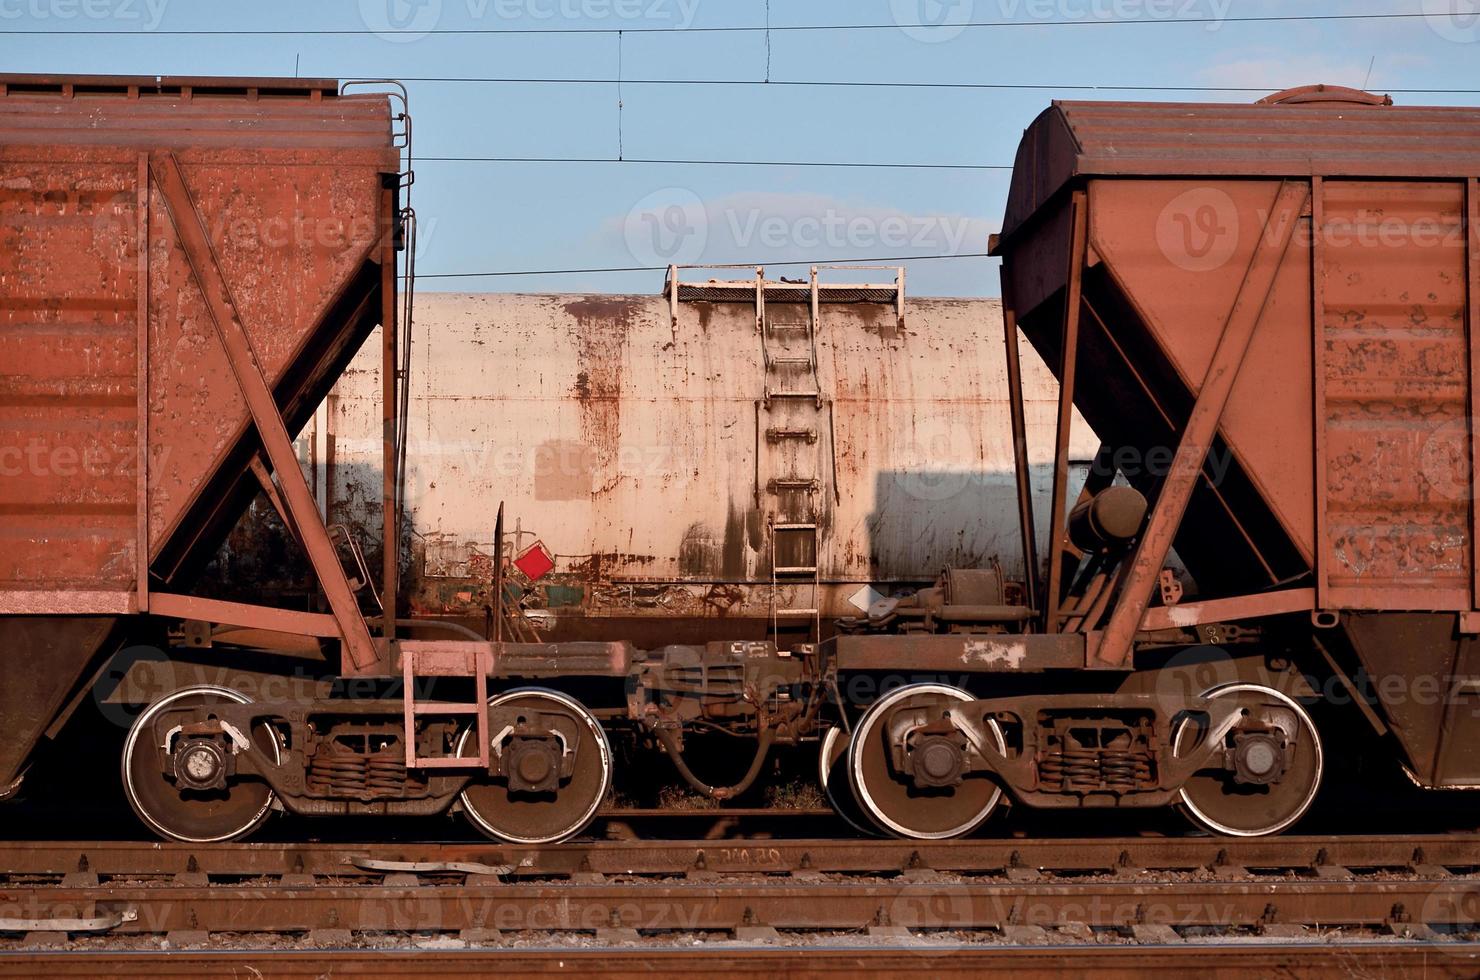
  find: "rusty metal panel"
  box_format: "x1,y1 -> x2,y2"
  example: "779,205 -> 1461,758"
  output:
995,89 -> 1480,770
0,75 -> 398,609
1068,177 -> 1317,588
0,154 -> 140,596
1000,89 -> 1480,242
313,292 -> 1097,632
1318,181 -> 1471,609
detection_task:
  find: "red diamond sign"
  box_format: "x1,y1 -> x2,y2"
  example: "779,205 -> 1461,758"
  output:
512,541 -> 555,581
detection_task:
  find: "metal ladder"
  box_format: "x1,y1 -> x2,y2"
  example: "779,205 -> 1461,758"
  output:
401,644 -> 493,769
758,270 -> 829,645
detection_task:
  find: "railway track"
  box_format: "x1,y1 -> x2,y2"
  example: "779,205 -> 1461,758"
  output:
1,835 -> 1479,953
5,944 -> 1480,978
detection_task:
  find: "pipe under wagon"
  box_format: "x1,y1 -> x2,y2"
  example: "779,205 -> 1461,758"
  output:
2,76 -> 1479,843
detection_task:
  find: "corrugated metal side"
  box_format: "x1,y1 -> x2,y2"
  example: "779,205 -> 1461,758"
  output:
0,158 -> 139,591
1318,180 -> 1472,608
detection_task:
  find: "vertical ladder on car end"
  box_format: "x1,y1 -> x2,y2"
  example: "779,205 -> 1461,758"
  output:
771,520 -> 822,643
758,268 -> 830,646
401,643 -> 494,769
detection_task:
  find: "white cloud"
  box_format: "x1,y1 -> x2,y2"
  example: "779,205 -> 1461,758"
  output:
1195,53 -> 1376,91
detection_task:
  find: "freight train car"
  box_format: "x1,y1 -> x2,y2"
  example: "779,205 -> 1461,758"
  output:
823,83 -> 1480,839
297,287 -> 1096,647
4,77 -> 1480,845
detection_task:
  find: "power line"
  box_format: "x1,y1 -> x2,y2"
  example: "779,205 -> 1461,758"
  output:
396,77 -> 1480,95
0,11 -> 1453,35
418,156 -> 1010,170
416,252 -> 994,279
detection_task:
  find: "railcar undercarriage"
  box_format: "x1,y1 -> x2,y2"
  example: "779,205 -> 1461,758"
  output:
112,612 -> 1327,844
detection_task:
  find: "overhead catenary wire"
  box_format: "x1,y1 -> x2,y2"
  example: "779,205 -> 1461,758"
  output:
0,11 -> 1460,35
390,77 -> 1480,95
417,156 -> 1010,169
415,252 -> 995,280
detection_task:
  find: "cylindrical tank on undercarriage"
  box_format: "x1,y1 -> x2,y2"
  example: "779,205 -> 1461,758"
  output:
307,268 -> 1097,644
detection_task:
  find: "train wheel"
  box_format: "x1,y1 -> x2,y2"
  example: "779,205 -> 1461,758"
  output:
456,688 -> 612,844
121,685 -> 279,843
818,727 -> 881,837
848,683 -> 1005,839
1172,683 -> 1323,837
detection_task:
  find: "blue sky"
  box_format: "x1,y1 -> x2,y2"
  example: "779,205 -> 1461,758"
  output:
2,0 -> 1477,295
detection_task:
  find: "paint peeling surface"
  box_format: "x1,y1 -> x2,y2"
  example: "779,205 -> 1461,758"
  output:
1319,181 -> 1472,607
314,291 -> 1095,629
959,639 -> 1028,670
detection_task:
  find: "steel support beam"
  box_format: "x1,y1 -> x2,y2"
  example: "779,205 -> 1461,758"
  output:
1044,191 -> 1089,633
148,593 -> 342,638
149,151 -> 379,670
1094,180 -> 1310,667
1000,279 -> 1039,617
380,183 -> 399,642
1136,587 -> 1315,632
1468,178 -> 1480,616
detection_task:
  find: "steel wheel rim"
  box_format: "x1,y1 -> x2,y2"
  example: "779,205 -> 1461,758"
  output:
818,727 -> 882,837
1172,682 -> 1323,837
847,683 -> 1005,840
456,687 -> 612,845
121,685 -> 278,844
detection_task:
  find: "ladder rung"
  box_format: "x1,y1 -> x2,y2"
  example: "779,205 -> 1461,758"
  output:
768,356 -> 814,366
776,608 -> 819,616
774,523 -> 819,531
413,756 -> 486,769
766,427 -> 818,443
768,479 -> 820,493
767,321 -> 811,330
767,390 -> 821,398
775,565 -> 819,575
409,703 -> 483,716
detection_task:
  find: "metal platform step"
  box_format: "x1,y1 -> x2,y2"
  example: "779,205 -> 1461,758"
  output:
766,427 -> 819,443
401,643 -> 493,770
767,478 -> 821,493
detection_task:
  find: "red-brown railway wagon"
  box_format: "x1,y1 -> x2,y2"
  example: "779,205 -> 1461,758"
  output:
821,86 -> 1480,840
979,84 -> 1480,810
0,75 -> 402,800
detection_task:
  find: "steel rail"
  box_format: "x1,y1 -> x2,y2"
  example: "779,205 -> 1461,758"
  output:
1,877 -> 1476,934
0,835 -> 1475,879
4,944 -> 1480,978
